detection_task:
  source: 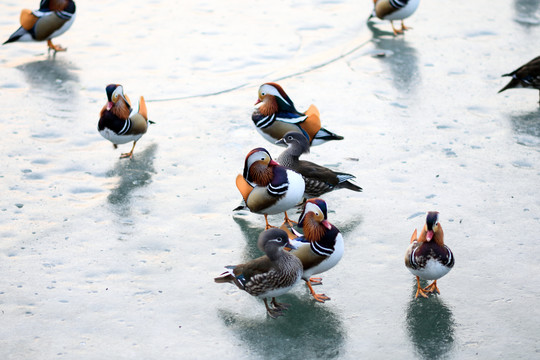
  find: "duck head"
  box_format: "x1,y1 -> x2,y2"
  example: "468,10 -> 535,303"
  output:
276,131 -> 311,155
424,211 -> 440,242
255,82 -> 298,115
258,228 -> 296,261
298,198 -> 332,235
105,84 -> 131,111
243,148 -> 278,185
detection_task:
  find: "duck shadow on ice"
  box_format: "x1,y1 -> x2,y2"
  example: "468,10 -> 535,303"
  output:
363,21 -> 420,93
16,57 -> 79,96
513,0 -> 540,26
509,108 -> 540,147
405,279 -> 456,360
232,208 -> 362,262
218,295 -> 345,360
106,143 -> 157,216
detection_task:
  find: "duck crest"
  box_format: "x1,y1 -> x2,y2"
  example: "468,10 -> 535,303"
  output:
264,82 -> 295,109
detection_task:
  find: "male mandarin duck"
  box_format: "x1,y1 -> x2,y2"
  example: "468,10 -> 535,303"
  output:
236,148 -> 305,229
369,0 -> 420,35
98,84 -> 152,159
3,0 -> 76,53
276,131 -> 362,198
499,56 -> 540,103
285,198 -> 344,303
214,228 -> 303,319
252,83 -> 343,147
405,212 -> 455,299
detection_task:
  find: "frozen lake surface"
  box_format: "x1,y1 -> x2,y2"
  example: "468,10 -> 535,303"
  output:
1,0 -> 540,359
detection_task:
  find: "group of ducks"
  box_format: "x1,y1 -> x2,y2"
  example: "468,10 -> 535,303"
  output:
215,82 -> 456,318
3,0 -> 539,319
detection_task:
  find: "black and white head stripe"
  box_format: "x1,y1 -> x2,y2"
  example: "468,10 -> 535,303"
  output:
259,83 -> 294,108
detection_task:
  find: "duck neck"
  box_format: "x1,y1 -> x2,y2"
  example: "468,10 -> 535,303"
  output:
258,96 -> 278,116
249,163 -> 274,186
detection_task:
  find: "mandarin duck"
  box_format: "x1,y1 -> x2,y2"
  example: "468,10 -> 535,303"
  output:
369,0 -> 420,35
499,56 -> 540,103
236,148 -> 305,229
98,84 -> 153,159
276,131 -> 362,198
252,83 -> 343,147
214,228 -> 303,319
405,212 -> 455,299
3,0 -> 76,53
284,198 -> 343,303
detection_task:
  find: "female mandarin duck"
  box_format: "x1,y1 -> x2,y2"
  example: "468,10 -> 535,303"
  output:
98,84 -> 152,159
252,83 -> 343,147
276,131 -> 362,198
405,212 -> 455,299
285,198 -> 344,303
499,55 -> 540,103
236,148 -> 305,229
3,0 -> 76,53
214,228 -> 303,319
369,0 -> 420,35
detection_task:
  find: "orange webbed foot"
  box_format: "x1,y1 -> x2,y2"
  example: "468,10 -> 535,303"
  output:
120,151 -> 134,159
47,40 -> 66,52
306,279 -> 330,303
309,277 -> 323,285
423,280 -> 440,295
281,211 -> 298,228
414,276 -> 429,299
120,141 -> 137,159
401,20 -> 412,32
264,214 -> 276,230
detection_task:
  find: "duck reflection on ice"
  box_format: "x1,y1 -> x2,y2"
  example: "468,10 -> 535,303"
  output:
218,295 -> 345,359
16,57 -> 79,95
510,109 -> 540,144
233,208 -> 362,262
366,21 -> 420,93
513,0 -> 540,26
405,280 -> 456,360
107,143 -> 157,216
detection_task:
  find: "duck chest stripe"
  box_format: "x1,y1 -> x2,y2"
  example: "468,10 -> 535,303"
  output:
311,241 -> 334,257
410,246 -> 418,268
445,246 -> 453,266
255,114 -> 275,129
389,0 -> 408,9
268,182 -> 288,195
118,119 -> 132,135
57,10 -> 74,20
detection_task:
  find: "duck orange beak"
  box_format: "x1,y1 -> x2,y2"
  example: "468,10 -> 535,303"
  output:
106,101 -> 114,111
269,160 -> 279,166
426,230 -> 434,241
254,98 -> 262,105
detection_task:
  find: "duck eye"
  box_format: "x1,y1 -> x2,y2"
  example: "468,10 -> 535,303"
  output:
261,92 -> 266,96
